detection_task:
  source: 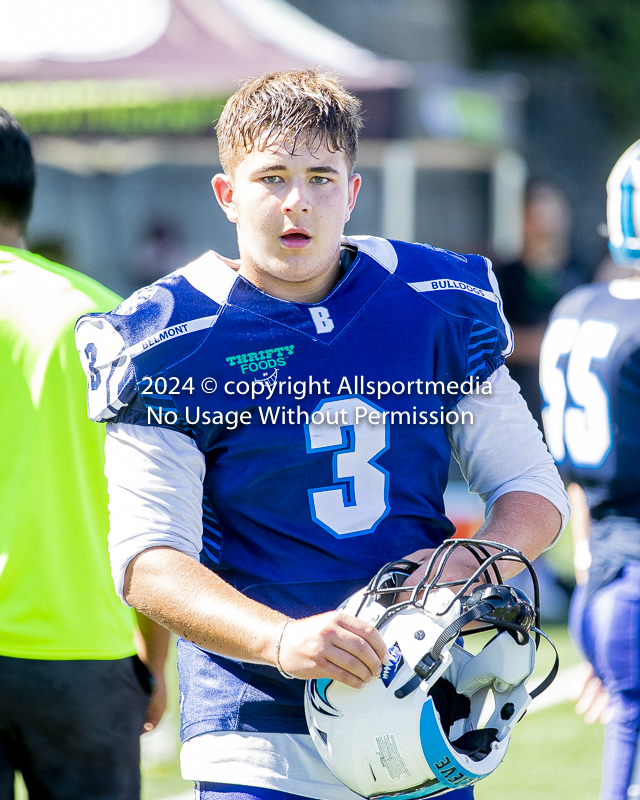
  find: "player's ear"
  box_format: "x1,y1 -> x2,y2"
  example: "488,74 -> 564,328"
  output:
345,172 -> 362,223
212,173 -> 238,223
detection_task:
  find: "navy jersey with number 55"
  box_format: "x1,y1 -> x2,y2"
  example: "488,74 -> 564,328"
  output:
541,280 -> 640,520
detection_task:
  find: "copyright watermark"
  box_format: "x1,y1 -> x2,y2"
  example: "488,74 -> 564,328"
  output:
201,378 -> 217,393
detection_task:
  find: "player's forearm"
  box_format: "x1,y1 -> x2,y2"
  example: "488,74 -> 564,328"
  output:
567,482 -> 590,542
134,612 -> 171,677
124,546 -> 287,665
405,491 -> 561,588
124,546 -> 387,688
567,482 -> 591,585
471,490 -> 562,578
134,613 -> 171,732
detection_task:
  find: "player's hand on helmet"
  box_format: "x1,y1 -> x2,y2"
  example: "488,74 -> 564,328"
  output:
276,611 -> 389,689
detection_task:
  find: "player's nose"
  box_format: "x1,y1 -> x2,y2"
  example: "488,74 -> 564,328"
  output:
281,182 -> 311,214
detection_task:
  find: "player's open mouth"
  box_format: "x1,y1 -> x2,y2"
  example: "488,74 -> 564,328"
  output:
279,232 -> 312,248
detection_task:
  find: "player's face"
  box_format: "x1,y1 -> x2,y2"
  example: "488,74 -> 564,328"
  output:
212,141 -> 361,302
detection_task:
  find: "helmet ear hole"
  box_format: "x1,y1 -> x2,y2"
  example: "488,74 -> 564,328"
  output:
449,728 -> 500,762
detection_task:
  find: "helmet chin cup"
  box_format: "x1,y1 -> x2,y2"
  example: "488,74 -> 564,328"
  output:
305,539 -> 558,799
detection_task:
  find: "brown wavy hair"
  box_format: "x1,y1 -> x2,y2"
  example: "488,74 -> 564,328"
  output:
216,69 -> 362,176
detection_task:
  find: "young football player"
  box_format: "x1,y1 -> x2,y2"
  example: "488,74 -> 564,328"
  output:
540,139 -> 640,800
77,70 -> 569,800
0,108 -> 169,799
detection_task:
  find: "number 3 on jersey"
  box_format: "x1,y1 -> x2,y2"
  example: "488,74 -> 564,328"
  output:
305,397 -> 390,537
540,318 -> 618,467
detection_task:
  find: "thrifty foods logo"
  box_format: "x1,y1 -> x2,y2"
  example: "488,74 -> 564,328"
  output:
226,345 -> 294,374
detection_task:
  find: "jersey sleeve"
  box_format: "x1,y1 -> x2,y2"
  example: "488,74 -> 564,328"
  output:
105,422 -> 205,602
75,306 -> 192,436
390,241 -> 513,382
75,313 -> 137,423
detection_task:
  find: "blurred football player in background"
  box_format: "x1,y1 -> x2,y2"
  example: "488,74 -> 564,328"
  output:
0,108 -> 169,799
77,70 -> 569,800
540,139 -> 640,800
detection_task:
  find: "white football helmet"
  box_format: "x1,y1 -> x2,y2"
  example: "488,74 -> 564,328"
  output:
606,139 -> 640,264
305,539 -> 558,799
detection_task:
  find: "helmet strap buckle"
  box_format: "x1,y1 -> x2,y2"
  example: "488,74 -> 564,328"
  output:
415,653 -> 440,682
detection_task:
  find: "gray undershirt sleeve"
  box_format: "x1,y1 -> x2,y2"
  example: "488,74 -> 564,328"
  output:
447,364 -> 570,532
105,422 -> 205,603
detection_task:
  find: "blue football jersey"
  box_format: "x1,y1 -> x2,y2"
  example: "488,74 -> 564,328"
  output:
76,235 -> 512,737
541,280 -> 640,520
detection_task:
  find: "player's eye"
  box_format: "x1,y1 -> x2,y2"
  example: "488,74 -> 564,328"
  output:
262,175 -> 284,184
310,176 -> 330,185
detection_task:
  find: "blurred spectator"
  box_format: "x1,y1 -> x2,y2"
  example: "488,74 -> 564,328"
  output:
497,180 -> 582,430
130,219 -> 189,288
0,108 -> 169,799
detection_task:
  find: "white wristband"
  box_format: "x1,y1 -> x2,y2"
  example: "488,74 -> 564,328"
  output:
274,618 -> 295,679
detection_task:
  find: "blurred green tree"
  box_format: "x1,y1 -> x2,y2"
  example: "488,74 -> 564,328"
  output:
468,0 -> 640,132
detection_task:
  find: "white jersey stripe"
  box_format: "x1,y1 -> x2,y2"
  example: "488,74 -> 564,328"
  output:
408,278 -> 495,302
342,235 -> 398,273
126,315 -> 220,358
176,250 -> 238,305
485,257 -> 514,356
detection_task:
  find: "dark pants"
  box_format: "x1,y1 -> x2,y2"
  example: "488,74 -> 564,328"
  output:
0,655 -> 152,800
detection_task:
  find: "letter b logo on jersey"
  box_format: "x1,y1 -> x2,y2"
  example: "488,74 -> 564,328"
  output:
309,307 -> 334,334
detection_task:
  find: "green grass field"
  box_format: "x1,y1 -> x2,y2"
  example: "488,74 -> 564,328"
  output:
475,699 -> 604,799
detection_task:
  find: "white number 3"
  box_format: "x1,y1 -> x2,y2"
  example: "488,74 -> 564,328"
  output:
305,397 -> 390,537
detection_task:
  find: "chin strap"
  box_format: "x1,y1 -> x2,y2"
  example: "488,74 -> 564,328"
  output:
415,601 -> 498,682
527,628 -> 559,700
394,601 -> 496,699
